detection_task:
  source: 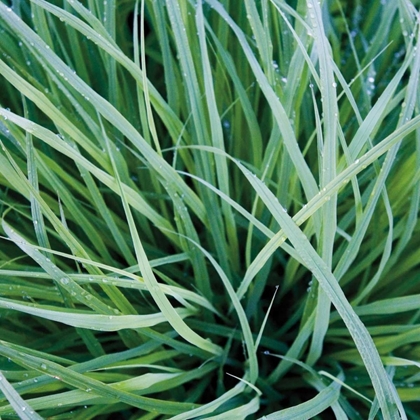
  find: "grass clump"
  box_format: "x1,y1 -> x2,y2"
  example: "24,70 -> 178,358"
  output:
1,0 -> 420,418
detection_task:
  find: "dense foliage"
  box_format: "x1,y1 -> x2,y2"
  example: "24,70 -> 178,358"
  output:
1,0 -> 420,418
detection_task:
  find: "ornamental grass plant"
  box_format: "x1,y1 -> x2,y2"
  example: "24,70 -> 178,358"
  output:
1,0 -> 420,418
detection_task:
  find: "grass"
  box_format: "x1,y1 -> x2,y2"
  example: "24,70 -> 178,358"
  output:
1,0 -> 420,418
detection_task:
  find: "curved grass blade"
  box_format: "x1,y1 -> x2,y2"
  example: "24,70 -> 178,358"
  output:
0,297 -> 194,331
101,115 -> 222,356
261,381 -> 340,420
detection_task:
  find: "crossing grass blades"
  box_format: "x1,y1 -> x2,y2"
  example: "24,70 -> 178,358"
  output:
1,0 -> 420,418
